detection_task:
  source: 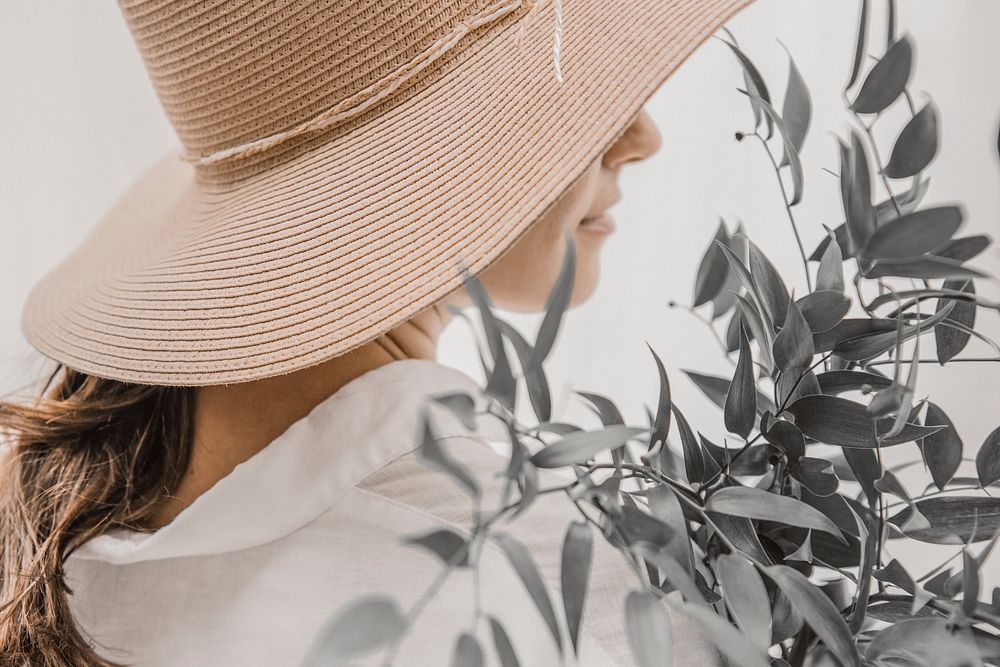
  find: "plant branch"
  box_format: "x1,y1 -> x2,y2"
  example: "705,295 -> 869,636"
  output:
749,131 -> 814,292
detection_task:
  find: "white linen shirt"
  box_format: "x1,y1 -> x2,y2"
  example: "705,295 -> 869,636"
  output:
65,358 -> 718,666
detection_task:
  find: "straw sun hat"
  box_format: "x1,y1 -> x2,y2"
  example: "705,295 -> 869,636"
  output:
22,0 -> 756,386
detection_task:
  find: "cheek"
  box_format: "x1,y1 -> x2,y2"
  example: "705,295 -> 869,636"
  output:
476,162 -> 605,312
568,226 -> 604,305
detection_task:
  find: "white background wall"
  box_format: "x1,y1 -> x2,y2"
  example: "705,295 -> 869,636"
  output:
3,1 -> 999,584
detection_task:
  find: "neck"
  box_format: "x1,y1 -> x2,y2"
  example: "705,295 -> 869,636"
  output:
143,302 -> 455,530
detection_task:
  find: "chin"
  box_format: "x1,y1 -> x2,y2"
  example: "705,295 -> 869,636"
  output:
568,260 -> 600,308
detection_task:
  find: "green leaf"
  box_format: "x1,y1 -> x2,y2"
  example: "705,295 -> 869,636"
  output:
490,616 -> 521,667
736,293 -> 775,372
862,205 -> 964,261
492,532 -> 563,656
850,34 -> 913,114
725,322 -> 757,439
816,370 -> 893,394
976,426 -> 1000,487
920,402 -> 963,491
842,131 -> 876,254
709,513 -> 773,565
417,410 -> 482,498
725,310 -> 746,353
866,254 -> 986,280
809,176 -> 928,262
784,394 -> 943,448
747,93 -> 805,206
693,220 -> 731,307
889,496 -> 1000,543
701,437 -> 771,476
707,486 -> 845,540
576,391 -> 624,426
682,370 -> 777,416
797,290 -> 851,334
722,34 -> 774,139
749,240 -> 790,328
698,433 -> 723,479
530,425 -> 646,469
431,391 -> 478,431
886,0 -> 897,45
809,223 -> 852,262
632,542 -> 704,604
773,298 -> 815,372
843,448 -> 881,506
849,510 -> 877,632
831,301 -> 957,361
936,279 -> 977,364
530,231 -> 576,368
671,404 -> 705,484
963,550 -> 980,618
814,318 -> 897,353
934,234 -> 991,262
484,338 -> 517,412
647,344 -> 672,452
884,101 -> 939,178
302,595 -> 407,666
719,239 -> 763,309
764,419 -> 805,462
645,486 -> 696,574
455,284 -> 514,408
672,601 -> 771,667
816,237 -> 845,292
865,255 -> 986,280
560,521 -> 593,657
461,268 -> 504,365
619,505 -> 676,549
864,618 -> 983,666
780,44 -> 811,164
763,566 -> 862,667
792,457 -> 839,497
716,554 -> 772,651
496,318 -> 552,423
404,528 -> 470,567
513,460 -> 539,519
865,601 -> 937,623
624,590 -> 673,667
488,617 -> 522,667
872,558 -> 919,594
450,632 -> 484,667
713,228 -> 747,320
845,0 -> 869,90
866,286 -> 980,311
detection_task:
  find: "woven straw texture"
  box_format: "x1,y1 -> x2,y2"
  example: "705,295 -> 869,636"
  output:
22,0 -> 757,386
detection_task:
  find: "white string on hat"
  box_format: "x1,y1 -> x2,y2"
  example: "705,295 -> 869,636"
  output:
184,0 -> 565,168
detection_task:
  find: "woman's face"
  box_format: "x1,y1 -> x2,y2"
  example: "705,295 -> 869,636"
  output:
473,106 -> 663,312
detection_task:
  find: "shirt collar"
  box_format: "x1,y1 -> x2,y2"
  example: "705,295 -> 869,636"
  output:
69,358 -> 486,564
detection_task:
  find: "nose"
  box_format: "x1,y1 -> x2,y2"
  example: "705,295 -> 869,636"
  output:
602,107 -> 663,170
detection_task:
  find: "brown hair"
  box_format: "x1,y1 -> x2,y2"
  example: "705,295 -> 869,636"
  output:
0,364 -> 195,666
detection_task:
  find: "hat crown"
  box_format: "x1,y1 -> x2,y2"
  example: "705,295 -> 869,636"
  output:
118,0 -> 523,179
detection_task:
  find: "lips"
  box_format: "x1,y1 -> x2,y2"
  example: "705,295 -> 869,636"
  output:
579,212 -> 616,234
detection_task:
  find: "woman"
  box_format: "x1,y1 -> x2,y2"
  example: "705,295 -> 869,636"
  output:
1,0 -> 756,664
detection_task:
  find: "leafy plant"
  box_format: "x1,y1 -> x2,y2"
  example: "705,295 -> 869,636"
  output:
305,3 -> 1000,666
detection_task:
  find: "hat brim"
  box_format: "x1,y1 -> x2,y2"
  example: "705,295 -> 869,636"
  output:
22,0 -> 757,386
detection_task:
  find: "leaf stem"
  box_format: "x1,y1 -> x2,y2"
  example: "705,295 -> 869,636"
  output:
854,109 -> 902,219
865,357 -> 1000,367
749,132 -> 814,292
710,352 -> 832,483
870,593 -> 1000,630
